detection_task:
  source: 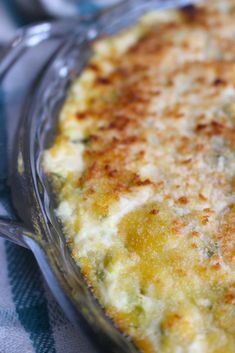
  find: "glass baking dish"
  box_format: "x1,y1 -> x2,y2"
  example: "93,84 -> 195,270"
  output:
0,1 -> 192,352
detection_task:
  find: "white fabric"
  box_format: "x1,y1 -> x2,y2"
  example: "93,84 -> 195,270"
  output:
0,239 -> 34,353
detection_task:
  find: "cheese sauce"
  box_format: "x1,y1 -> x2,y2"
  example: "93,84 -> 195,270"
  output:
44,1 -> 235,352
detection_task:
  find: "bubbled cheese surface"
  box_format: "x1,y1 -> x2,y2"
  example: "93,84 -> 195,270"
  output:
44,1 -> 235,352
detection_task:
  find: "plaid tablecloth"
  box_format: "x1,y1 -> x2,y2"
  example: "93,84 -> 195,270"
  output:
0,1 -> 121,352
0,239 -> 98,353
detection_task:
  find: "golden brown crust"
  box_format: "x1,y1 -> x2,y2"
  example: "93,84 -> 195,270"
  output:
44,1 -> 235,352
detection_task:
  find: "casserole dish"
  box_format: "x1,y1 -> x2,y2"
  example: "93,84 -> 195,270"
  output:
0,1 -> 211,352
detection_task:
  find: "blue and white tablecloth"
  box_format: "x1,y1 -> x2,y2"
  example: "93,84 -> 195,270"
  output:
0,1 -> 121,352
0,239 -> 97,353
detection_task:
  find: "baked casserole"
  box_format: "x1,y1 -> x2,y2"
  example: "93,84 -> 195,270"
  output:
44,0 -> 235,352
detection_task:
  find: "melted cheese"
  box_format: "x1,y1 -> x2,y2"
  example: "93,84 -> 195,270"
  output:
44,1 -> 235,352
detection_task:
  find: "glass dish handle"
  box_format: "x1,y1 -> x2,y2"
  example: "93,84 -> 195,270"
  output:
0,218 -> 32,248
0,41 -> 32,248
0,169 -> 33,248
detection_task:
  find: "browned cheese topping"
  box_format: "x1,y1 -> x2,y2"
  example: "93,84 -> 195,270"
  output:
44,1 -> 235,352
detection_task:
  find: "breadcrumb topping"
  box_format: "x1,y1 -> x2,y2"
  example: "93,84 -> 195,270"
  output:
44,1 -> 235,352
